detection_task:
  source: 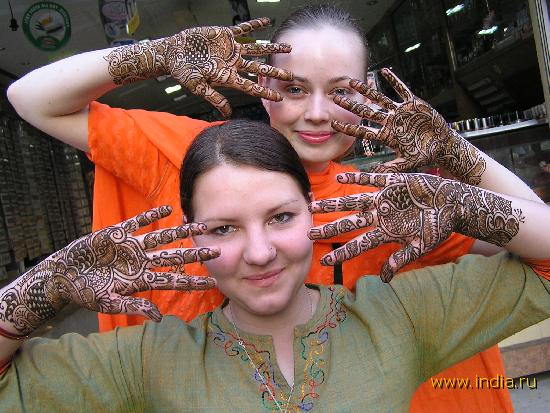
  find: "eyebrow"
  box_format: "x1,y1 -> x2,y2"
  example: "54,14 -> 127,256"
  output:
200,199 -> 301,224
291,75 -> 351,84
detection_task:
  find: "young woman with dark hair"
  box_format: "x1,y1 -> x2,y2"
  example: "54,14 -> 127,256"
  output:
1,119 -> 549,412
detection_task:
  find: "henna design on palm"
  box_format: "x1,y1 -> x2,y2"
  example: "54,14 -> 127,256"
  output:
331,68 -> 486,185
309,173 -> 523,282
0,206 -> 219,335
105,18 -> 293,117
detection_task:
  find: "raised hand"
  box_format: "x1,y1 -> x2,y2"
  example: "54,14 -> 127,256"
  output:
331,68 -> 486,185
105,18 -> 292,117
0,206 -> 219,335
309,172 -> 524,282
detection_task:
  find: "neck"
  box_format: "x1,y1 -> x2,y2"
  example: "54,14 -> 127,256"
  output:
303,160 -> 330,174
226,285 -> 315,336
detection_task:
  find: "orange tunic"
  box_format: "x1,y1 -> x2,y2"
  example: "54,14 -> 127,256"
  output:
88,102 -> 513,412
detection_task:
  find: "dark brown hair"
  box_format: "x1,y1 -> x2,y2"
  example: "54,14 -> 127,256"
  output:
180,119 -> 311,221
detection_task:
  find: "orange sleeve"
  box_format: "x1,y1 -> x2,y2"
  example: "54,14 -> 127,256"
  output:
87,102 -> 214,198
521,257 -> 550,280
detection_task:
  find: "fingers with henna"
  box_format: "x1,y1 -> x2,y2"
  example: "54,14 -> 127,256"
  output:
136,271 -> 217,292
309,192 -> 376,213
331,121 -> 378,141
335,172 -> 395,187
145,247 -> 220,267
110,295 -> 163,321
120,205 -> 173,233
237,58 -> 292,80
136,223 -> 208,250
230,17 -> 271,36
380,68 -> 413,101
380,243 -> 422,283
187,79 -> 231,117
333,96 -> 388,124
348,79 -> 397,110
230,75 -> 282,101
369,159 -> 415,174
240,42 -> 292,56
309,212 -> 376,240
320,228 -> 389,266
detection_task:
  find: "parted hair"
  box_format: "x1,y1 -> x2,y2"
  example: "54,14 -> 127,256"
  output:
179,119 -> 311,221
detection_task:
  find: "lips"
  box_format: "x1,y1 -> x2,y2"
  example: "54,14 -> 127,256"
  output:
297,131 -> 334,144
244,269 -> 282,287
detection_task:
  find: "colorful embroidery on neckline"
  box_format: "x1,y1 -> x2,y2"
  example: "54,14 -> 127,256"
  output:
207,287 -> 347,412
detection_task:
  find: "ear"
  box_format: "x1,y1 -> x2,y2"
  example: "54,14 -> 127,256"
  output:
308,191 -> 315,202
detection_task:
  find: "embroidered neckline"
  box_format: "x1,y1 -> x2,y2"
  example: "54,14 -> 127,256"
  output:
207,286 -> 347,411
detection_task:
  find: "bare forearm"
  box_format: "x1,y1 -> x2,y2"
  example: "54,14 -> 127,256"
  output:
441,131 -> 543,203
8,49 -> 116,120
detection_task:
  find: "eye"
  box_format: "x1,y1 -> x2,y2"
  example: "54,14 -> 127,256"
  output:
210,225 -> 237,236
332,87 -> 351,97
286,85 -> 305,95
269,212 -> 294,225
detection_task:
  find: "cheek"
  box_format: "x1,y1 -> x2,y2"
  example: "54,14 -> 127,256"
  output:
267,100 -> 303,130
273,221 -> 313,263
333,104 -> 362,125
193,236 -> 241,280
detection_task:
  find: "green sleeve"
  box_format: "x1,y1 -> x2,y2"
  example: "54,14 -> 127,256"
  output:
389,252 -> 550,380
0,324 -> 146,413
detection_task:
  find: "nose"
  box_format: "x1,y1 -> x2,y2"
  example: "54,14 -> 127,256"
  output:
303,93 -> 331,123
242,227 -> 276,266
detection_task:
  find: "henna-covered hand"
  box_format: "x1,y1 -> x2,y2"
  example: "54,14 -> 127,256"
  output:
331,68 -> 486,185
0,206 -> 219,335
309,172 -> 524,282
105,18 -> 292,117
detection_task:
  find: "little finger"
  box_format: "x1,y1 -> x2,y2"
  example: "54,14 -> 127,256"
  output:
380,243 -> 422,283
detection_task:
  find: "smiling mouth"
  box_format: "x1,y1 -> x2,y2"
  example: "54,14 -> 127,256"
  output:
297,132 -> 334,144
244,269 -> 282,287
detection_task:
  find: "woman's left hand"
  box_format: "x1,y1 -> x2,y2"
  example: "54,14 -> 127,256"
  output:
308,172 -> 523,282
330,68 -> 486,185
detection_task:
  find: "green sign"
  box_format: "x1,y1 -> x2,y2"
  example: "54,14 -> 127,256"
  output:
23,2 -> 71,51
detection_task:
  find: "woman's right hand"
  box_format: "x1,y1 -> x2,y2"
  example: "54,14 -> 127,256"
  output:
105,18 -> 293,117
0,206 -> 219,336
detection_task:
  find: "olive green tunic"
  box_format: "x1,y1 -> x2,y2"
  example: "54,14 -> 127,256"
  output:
1,252 -> 549,412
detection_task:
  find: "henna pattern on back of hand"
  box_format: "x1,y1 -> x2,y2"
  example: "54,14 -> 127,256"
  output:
0,206 -> 219,335
309,173 -> 523,282
331,68 -> 486,185
105,18 -> 292,117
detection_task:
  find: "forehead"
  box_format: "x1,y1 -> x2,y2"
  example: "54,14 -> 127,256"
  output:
191,164 -> 306,220
271,26 -> 367,80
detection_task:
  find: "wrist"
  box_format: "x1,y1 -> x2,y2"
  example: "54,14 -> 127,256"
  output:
0,258 -> 65,336
104,38 -> 169,85
437,129 -> 486,186
454,183 -> 524,246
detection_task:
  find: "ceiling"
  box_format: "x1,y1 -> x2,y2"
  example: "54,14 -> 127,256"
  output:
0,0 -> 394,116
